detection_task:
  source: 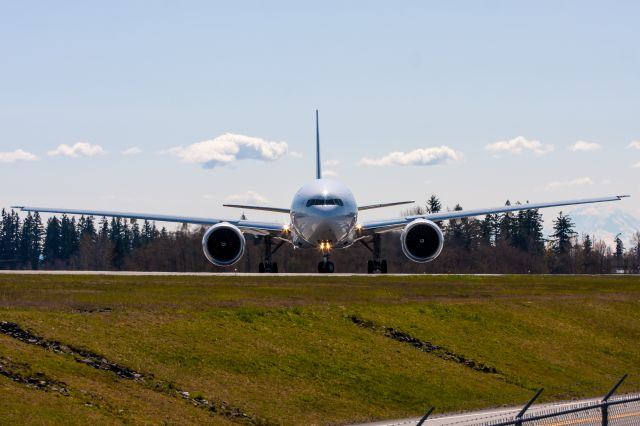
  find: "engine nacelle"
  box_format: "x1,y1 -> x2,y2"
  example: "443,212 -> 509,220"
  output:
400,219 -> 444,263
202,222 -> 245,267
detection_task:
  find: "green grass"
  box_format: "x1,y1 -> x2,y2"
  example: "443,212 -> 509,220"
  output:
0,274 -> 639,425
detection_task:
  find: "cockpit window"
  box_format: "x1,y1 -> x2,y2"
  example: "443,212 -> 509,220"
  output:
306,198 -> 344,207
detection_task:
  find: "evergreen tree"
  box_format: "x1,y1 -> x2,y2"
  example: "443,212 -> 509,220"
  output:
109,218 -> 126,268
551,211 -> 576,255
426,194 -> 442,214
99,217 -> 110,239
614,234 -> 624,270
60,215 -> 79,262
497,201 -> 514,244
43,217 -> 62,266
131,220 -> 142,249
583,234 -> 592,255
79,216 -> 97,241
447,204 -> 465,248
0,209 -> 21,267
479,214 -> 496,246
18,213 -> 42,269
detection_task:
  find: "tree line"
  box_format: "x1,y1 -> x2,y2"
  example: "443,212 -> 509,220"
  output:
1,197 -> 639,273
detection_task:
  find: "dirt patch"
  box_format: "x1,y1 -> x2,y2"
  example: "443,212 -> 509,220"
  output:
349,315 -> 499,374
0,356 -> 70,395
72,307 -> 113,314
0,320 -> 268,424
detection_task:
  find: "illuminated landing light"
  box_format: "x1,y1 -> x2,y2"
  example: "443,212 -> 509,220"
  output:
355,223 -> 363,232
282,223 -> 290,233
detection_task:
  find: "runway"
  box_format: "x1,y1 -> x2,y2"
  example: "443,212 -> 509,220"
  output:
1,271 -> 635,277
355,394 -> 640,426
0,270 -> 504,277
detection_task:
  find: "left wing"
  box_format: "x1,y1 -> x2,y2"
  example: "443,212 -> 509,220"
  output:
360,194 -> 630,233
11,206 -> 287,236
358,200 -> 415,211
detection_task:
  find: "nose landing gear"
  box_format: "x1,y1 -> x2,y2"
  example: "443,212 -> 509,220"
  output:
317,241 -> 335,273
318,255 -> 335,273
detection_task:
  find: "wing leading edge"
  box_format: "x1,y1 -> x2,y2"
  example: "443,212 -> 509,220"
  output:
361,194 -> 630,233
11,206 -> 286,235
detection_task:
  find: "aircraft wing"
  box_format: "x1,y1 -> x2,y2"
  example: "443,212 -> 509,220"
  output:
360,194 -> 630,233
358,200 -> 415,211
222,204 -> 290,214
11,206 -> 287,236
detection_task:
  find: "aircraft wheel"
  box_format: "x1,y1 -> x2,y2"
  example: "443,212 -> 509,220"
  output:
380,260 -> 388,274
272,262 -> 278,273
259,262 -> 265,273
326,261 -> 335,273
367,260 -> 374,274
318,262 -> 325,273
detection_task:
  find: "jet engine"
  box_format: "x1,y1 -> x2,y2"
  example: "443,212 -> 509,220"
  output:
400,219 -> 444,262
202,222 -> 245,266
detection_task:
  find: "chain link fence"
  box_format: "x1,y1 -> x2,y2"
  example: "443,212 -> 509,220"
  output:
418,375 -> 639,426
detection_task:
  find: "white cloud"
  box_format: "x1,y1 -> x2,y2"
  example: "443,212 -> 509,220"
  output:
568,140 -> 600,152
324,159 -> 340,166
323,169 -> 339,177
225,190 -> 269,204
48,142 -> 106,157
633,162 -> 640,168
360,146 -> 462,166
289,151 -> 303,158
0,149 -> 38,163
166,133 -> 288,168
546,177 -> 594,189
121,147 -> 142,156
627,141 -> 640,150
485,136 -> 554,156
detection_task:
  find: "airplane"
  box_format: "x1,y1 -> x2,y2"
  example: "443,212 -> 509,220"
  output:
13,111 -> 630,273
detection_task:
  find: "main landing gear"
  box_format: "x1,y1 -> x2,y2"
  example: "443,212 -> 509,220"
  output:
258,236 -> 285,273
360,234 -> 388,274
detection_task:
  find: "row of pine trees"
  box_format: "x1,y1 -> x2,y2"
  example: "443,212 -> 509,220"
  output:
1,195 -> 639,273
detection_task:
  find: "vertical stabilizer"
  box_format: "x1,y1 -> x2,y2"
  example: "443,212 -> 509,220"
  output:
315,110 -> 321,179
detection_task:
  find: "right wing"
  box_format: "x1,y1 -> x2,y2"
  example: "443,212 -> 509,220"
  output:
360,194 -> 630,233
11,206 -> 287,236
222,204 -> 290,214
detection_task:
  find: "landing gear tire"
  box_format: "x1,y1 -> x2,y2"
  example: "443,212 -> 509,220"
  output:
318,261 -> 335,273
259,261 -> 278,273
367,259 -> 388,274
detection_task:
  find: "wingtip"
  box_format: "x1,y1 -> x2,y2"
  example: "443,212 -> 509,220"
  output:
617,195 -> 631,199
10,205 -> 24,210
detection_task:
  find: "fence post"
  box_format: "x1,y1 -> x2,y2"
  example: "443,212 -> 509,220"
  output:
601,374 -> 628,426
515,388 -> 544,426
416,407 -> 435,426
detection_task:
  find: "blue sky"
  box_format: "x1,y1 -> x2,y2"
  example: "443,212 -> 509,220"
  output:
1,1 -> 639,227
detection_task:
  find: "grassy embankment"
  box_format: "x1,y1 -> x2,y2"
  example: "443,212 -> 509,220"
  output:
0,274 -> 639,425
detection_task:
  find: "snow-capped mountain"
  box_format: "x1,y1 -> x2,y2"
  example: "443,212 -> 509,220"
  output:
564,206 -> 640,247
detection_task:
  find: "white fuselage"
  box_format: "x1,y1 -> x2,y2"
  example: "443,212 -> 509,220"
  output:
289,178 -> 358,249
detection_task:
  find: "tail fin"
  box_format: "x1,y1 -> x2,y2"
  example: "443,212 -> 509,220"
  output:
315,109 -> 321,179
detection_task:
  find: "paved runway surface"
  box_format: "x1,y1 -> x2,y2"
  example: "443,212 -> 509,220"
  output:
2,271 -> 636,277
355,394 -> 640,426
0,271 -> 502,277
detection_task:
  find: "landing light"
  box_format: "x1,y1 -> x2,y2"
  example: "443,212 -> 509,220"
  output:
282,224 -> 290,232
